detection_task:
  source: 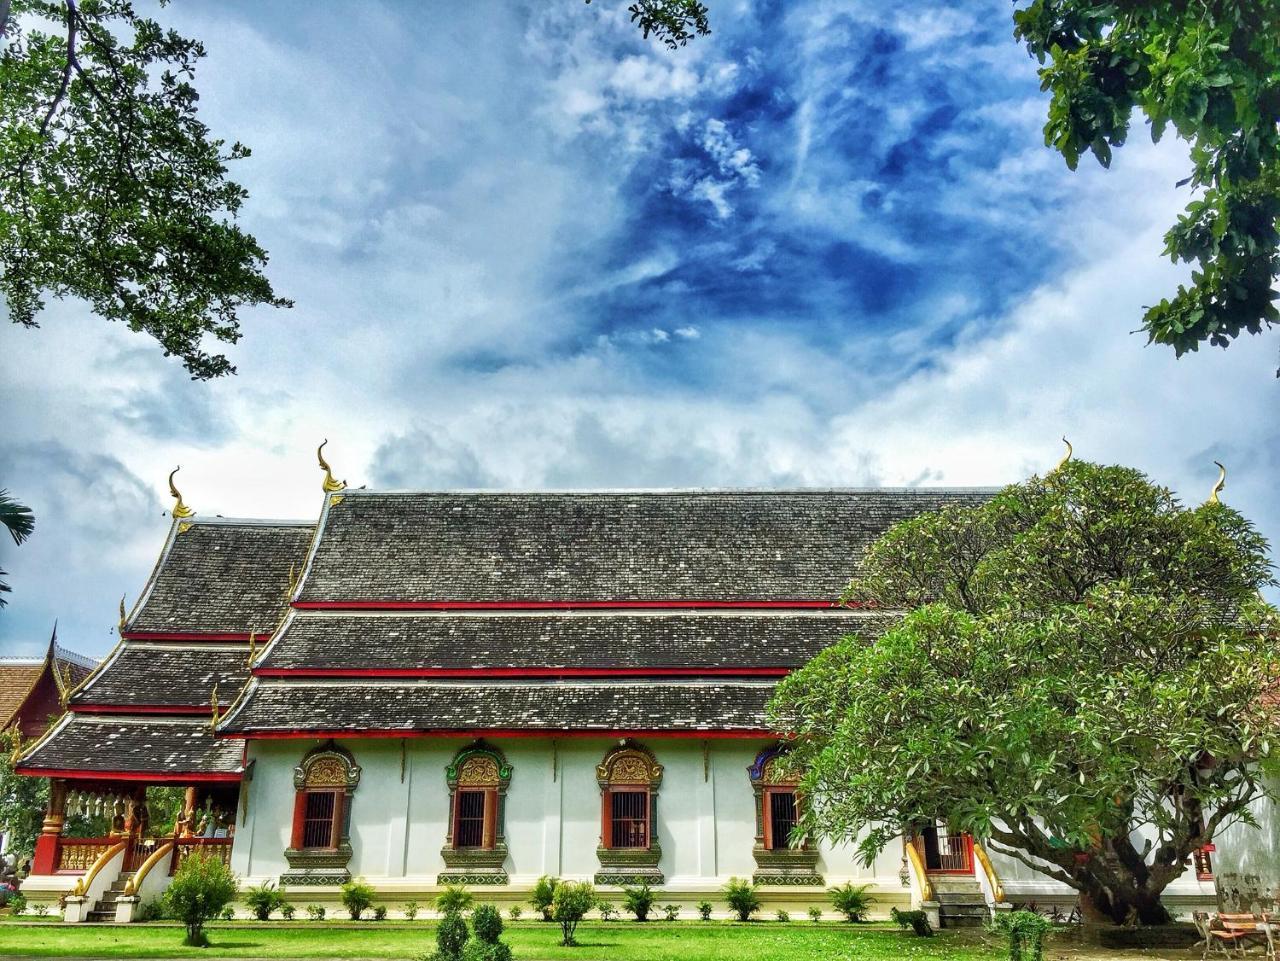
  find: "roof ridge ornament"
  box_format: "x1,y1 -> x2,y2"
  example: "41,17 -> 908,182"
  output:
1052,436 -> 1073,474
317,440 -> 347,493
1207,461 -> 1227,505
168,467 -> 195,519
209,683 -> 221,731
118,595 -> 127,632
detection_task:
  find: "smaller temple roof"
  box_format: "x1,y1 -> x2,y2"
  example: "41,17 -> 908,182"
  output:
0,636 -> 96,734
126,519 -> 313,636
257,610 -> 892,673
18,713 -> 242,779
219,678 -> 778,735
72,642 -> 249,709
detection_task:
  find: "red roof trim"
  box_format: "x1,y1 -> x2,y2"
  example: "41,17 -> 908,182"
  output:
68,704 -> 219,716
122,632 -> 258,642
232,728 -> 776,741
15,768 -> 241,783
252,666 -> 791,679
291,600 -> 846,611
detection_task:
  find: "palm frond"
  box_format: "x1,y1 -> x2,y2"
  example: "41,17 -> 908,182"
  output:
0,567 -> 10,608
0,489 -> 35,546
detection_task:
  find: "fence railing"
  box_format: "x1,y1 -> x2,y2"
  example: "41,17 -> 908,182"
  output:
169,837 -> 233,875
54,836 -> 116,874
912,830 -> 974,874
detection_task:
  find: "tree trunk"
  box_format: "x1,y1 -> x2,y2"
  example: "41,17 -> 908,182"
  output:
1077,874 -> 1173,926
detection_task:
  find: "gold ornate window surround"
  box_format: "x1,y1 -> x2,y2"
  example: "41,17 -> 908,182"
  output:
749,744 -> 822,886
440,742 -> 512,885
283,742 -> 361,886
595,740 -> 664,886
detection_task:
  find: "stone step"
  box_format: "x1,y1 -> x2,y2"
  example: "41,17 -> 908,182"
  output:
938,893 -> 988,905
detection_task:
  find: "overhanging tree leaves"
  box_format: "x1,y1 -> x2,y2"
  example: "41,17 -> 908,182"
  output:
0,0 -> 290,379
770,461 -> 1280,925
616,1 -> 1280,363
0,487 -> 34,607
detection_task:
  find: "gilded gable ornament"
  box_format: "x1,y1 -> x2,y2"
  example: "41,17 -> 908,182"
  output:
293,742 -> 361,792
167,467 -> 195,519
596,741 -> 663,787
458,755 -> 501,786
316,440 -> 347,494
1207,461 -> 1227,505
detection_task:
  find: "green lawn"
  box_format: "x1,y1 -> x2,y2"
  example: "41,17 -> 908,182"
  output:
0,920 -> 1005,960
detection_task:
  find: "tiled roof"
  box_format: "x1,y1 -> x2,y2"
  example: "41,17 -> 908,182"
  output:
73,643 -> 249,708
18,713 -> 243,776
0,662 -> 44,727
128,520 -> 313,634
260,610 -> 891,672
296,490 -> 994,604
219,679 -> 777,734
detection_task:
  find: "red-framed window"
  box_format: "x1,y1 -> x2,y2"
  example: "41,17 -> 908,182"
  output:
451,788 -> 498,850
606,787 -> 650,849
764,788 -> 799,850
292,789 -> 344,850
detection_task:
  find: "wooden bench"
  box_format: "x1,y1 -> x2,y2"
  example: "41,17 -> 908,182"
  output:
1193,912 -> 1277,960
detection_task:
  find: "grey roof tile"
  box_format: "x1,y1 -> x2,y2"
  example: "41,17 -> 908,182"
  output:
73,643 -> 249,708
19,714 -> 242,775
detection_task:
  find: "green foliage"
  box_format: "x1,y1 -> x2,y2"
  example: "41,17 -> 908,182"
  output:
243,880 -> 286,921
460,940 -> 513,961
373,905 -> 387,921
31,901 -> 48,916
340,879 -> 374,921
161,848 -> 237,946
597,900 -> 618,921
990,910 -> 1053,960
471,904 -> 504,944
772,460 -> 1280,925
1012,0 -> 1280,360
405,900 -> 420,921
697,900 -> 713,921
721,877 -> 760,922
0,0 -> 291,380
436,885 -> 474,915
775,910 -> 790,923
281,902 -> 295,921
435,909 -> 469,961
807,906 -> 822,923
506,904 -> 522,921
134,898 -> 166,922
218,905 -> 235,921
622,882 -> 655,921
662,904 -> 680,921
891,907 -> 934,937
0,489 -> 33,606
305,903 -> 325,921
552,880 -> 595,946
584,0 -> 709,49
827,883 -> 874,923
530,875 -> 559,921
8,892 -> 26,915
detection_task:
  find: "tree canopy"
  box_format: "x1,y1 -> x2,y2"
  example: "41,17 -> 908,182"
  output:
770,460 -> 1280,925
616,0 -> 1280,364
0,0 -> 289,379
0,488 -> 33,607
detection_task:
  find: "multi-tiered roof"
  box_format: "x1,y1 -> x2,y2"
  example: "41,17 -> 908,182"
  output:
20,482 -> 995,781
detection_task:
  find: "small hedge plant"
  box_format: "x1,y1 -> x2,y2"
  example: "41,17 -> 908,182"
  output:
723,877 -> 761,922
244,881 -> 287,921
990,909 -> 1052,961
891,907 -> 934,937
530,876 -> 559,921
162,848 -> 238,946
623,882 -> 656,921
306,904 -> 326,921
828,882 -> 874,922
341,879 -> 375,920
552,881 -> 595,946
436,885 -> 474,915
464,904 -> 512,961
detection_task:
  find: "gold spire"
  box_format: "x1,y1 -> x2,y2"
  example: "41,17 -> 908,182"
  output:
167,467 -> 195,519
209,683 -> 220,731
316,440 -> 347,493
1208,461 -> 1227,505
118,595 -> 127,632
246,631 -> 257,668
1052,436 -> 1073,473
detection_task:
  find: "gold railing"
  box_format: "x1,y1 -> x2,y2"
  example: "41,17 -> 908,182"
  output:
170,837 -> 233,875
71,840 -> 126,896
54,837 -> 115,873
904,839 -> 934,902
124,841 -> 175,896
973,839 -> 1006,903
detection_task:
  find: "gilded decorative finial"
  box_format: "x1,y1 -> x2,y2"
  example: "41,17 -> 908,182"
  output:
246,631 -> 257,668
1208,461 -> 1227,505
316,440 -> 347,493
1052,436 -> 1073,473
167,467 -> 195,519
118,595 -> 127,631
209,683 -> 220,731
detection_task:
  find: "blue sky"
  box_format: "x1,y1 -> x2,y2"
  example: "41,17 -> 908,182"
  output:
1,0 -> 1277,657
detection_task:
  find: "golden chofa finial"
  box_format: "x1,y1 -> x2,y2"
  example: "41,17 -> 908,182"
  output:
209,683 -> 220,731
316,440 -> 347,493
1052,436 -> 1073,473
167,467 -> 195,519
1207,461 -> 1227,504
118,595 -> 127,631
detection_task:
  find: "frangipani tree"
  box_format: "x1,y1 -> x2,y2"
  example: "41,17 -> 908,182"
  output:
771,460 -> 1280,925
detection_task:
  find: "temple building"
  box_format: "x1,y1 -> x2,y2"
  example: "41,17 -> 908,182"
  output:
14,457 -> 1266,922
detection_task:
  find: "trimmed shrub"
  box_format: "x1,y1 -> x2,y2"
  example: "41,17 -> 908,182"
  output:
776,909 -> 790,923
507,905 -> 522,921
662,904 -> 680,921
597,900 -> 618,921
697,900 -> 713,921
722,877 -> 760,922
990,909 -> 1051,960
436,884 -> 474,915
32,902 -> 49,917
530,875 -> 559,921
281,902 -> 296,921
162,848 -> 238,946
622,882 -> 655,922
472,904 -> 504,943
436,909 -> 469,961
373,905 -> 387,921
341,879 -> 375,921
828,882 -> 874,923
219,905 -> 236,921
807,906 -> 823,923
552,880 -> 596,946
891,907 -> 934,937
461,941 -> 513,961
7,892 -> 26,916
404,900 -> 420,921
136,898 -> 167,922
244,880 -> 287,921
306,904 -> 326,921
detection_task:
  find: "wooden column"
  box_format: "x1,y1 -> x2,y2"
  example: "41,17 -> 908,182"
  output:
31,779 -> 67,875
